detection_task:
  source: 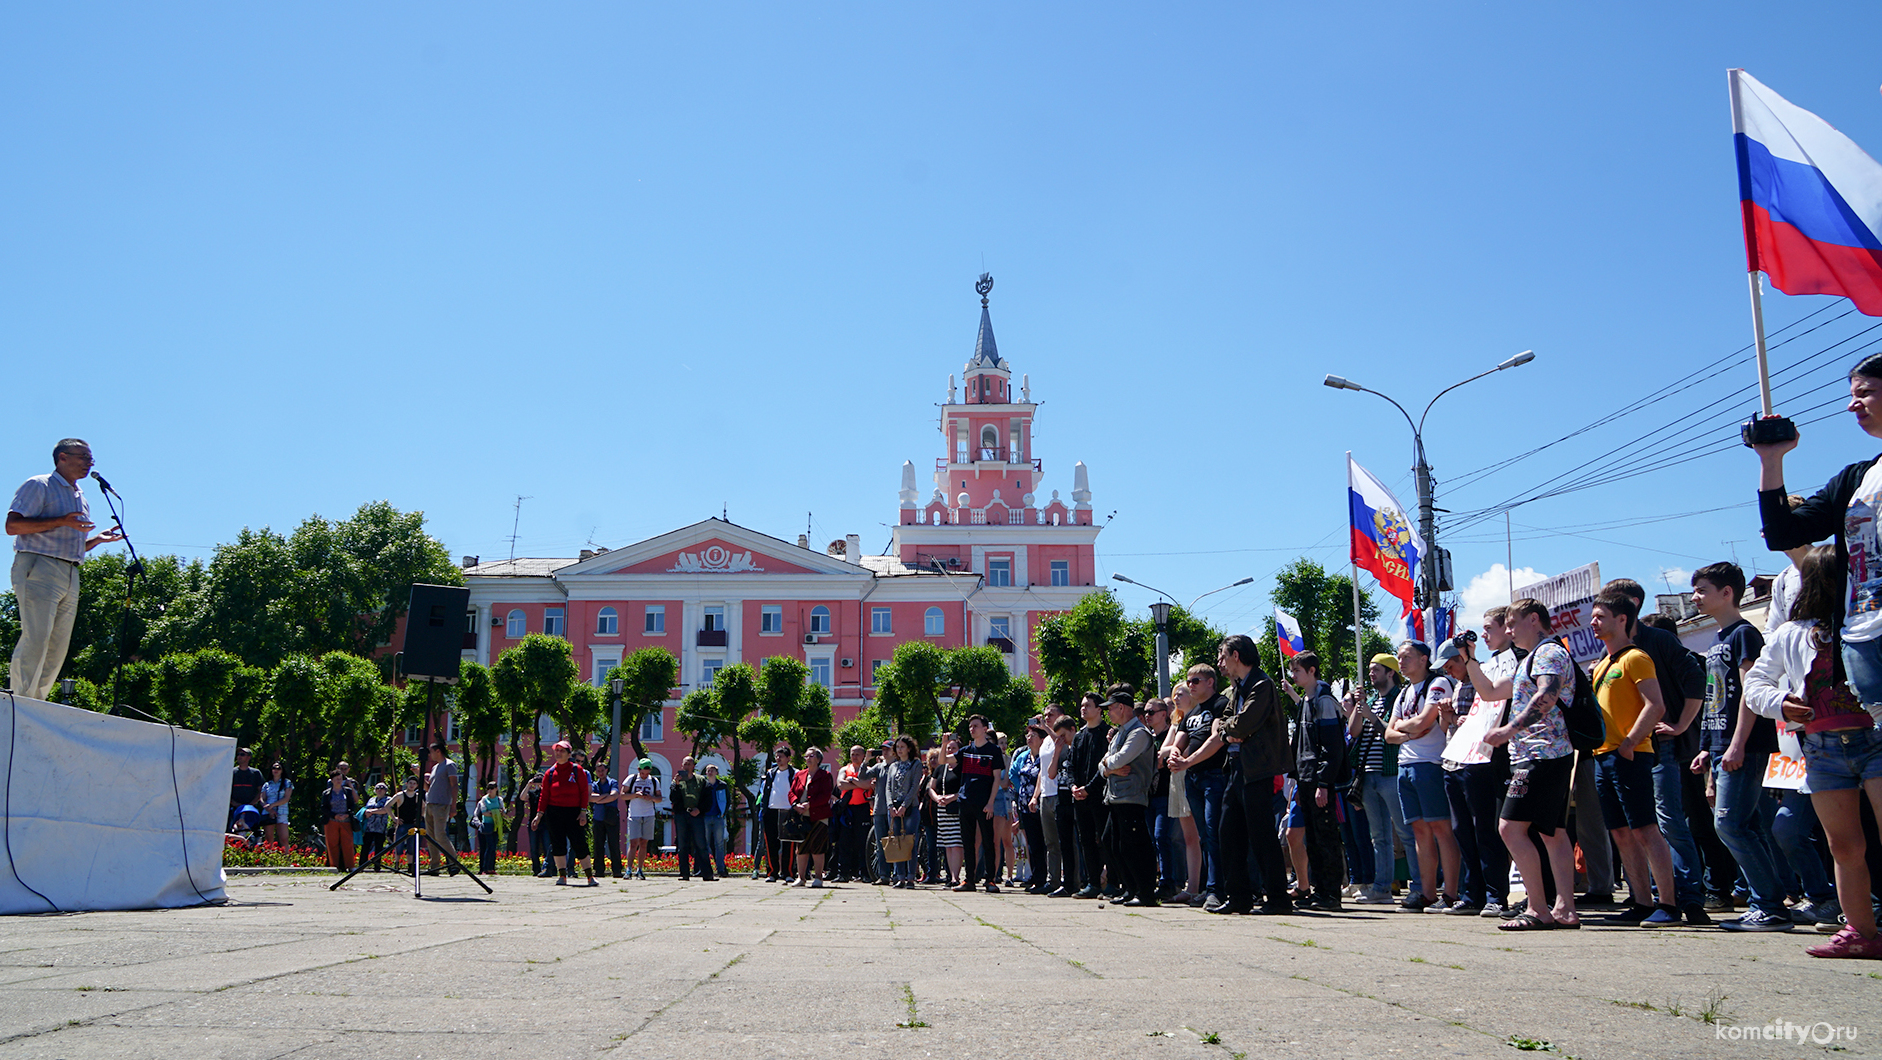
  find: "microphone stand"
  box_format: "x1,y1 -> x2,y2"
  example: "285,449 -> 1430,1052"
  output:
96,482 -> 142,717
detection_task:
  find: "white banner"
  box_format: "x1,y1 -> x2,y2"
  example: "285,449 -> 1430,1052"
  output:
1516,562 -> 1605,664
1,694 -> 231,915
1764,727 -> 1806,792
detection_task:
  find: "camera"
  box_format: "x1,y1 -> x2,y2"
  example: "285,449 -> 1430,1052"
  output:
1741,415 -> 1798,447
1460,629 -> 1477,644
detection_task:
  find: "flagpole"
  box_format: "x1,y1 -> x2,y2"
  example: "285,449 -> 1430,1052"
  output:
1748,272 -> 1775,417
1346,451 -> 1363,696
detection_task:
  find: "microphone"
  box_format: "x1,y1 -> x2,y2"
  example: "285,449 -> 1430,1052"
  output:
90,471 -> 117,495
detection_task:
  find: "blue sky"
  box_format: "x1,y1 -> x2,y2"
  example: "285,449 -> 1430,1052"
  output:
7,3 -> 1882,639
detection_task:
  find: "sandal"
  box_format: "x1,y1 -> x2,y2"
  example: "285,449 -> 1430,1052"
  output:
1497,912 -> 1557,931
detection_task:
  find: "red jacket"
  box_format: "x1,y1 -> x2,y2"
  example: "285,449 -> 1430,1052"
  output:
540,761 -> 591,810
789,767 -> 833,820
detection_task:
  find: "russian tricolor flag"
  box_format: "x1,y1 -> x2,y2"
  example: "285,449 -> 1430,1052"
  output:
1349,454 -> 1424,610
1731,70 -> 1882,315
1275,607 -> 1305,658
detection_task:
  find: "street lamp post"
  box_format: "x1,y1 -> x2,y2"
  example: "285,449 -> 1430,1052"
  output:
1112,573 -> 1178,700
1323,350 -> 1534,613
609,677 -> 626,796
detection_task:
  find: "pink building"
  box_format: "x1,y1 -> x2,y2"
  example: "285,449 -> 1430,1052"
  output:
458,276 -> 1102,772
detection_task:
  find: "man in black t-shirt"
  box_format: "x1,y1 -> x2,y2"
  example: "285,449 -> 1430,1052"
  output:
1689,563 -> 1790,932
953,715 -> 1007,893
1068,693 -> 1114,898
229,747 -> 265,828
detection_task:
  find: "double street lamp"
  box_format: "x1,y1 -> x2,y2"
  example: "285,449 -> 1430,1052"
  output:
1323,350 -> 1535,609
1111,573 -> 1254,699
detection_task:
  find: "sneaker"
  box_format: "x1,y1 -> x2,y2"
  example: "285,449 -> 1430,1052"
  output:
1612,904 -> 1654,924
1792,898 -> 1843,925
1401,893 -> 1434,912
1203,894 -> 1227,912
1074,887 -> 1102,900
1169,891 -> 1196,905
953,883 -> 977,893
810,879 -> 823,889
984,883 -> 1001,894
1442,901 -> 1483,916
1682,905 -> 1713,927
1806,927 -> 1882,959
792,879 -> 807,888
1703,893 -> 1734,912
1816,913 -> 1849,934
1425,895 -> 1461,914
1479,902 -> 1505,919
1720,910 -> 1794,932
1641,905 -> 1681,927
1188,892 -> 1211,908
1352,890 -> 1392,905
554,875 -> 567,886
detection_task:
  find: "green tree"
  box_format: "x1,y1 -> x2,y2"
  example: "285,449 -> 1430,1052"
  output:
832,704 -> 891,754
798,681 -> 834,753
603,646 -> 680,768
1034,592 -> 1152,703
454,660 -> 505,794
754,655 -> 810,723
491,633 -> 578,773
871,640 -> 947,737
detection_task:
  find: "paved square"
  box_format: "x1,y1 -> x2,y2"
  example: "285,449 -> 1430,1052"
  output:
0,875 -> 1873,1058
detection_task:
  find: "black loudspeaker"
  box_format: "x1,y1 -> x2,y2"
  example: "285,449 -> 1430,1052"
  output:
402,583 -> 472,683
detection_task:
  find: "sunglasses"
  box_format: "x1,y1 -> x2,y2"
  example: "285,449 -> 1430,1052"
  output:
1185,676 -> 1208,685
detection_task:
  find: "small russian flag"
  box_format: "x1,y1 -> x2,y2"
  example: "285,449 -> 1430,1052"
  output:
1275,607 -> 1306,659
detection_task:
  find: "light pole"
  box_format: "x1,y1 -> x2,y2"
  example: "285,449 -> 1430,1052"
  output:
609,677 -> 626,796
1189,577 -> 1254,611
1112,573 -> 1177,700
1323,350 -> 1534,612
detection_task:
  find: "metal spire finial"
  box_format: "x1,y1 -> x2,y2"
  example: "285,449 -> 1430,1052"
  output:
976,272 -> 993,308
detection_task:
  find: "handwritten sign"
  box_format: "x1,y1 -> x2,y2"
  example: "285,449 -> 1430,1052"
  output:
1764,728 -> 1805,791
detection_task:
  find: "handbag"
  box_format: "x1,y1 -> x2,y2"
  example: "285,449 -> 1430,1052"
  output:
781,813 -> 809,843
879,826 -> 915,863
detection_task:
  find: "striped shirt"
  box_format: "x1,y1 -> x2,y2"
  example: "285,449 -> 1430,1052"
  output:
10,472 -> 89,563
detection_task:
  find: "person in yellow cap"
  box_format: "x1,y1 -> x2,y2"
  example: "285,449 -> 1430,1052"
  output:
1345,650 -> 1419,903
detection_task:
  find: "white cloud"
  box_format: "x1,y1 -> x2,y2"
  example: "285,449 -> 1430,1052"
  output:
1656,567 -> 1693,596
1455,563 -> 1549,636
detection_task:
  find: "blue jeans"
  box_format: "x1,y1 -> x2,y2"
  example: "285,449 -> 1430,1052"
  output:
1185,769 -> 1228,897
1149,796 -> 1182,891
1840,636 -> 1882,705
1651,738 -> 1705,909
1771,791 -> 1836,903
702,815 -> 726,876
873,811 -> 893,881
1360,770 -> 1418,897
1713,755 -> 1784,916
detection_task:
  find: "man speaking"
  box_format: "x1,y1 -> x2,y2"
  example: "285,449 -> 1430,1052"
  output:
7,439 -> 122,700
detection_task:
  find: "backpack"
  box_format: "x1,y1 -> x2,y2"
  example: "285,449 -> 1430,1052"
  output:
1519,637 -> 1605,753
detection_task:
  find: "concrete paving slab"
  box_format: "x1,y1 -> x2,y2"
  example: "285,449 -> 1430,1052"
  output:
0,875 -> 1872,1059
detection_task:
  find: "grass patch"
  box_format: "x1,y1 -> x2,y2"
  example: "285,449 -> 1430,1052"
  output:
1408,957 -> 1427,964
896,982 -> 928,1029
1268,935 -> 1320,948
1507,1036 -> 1551,1051
1198,1030 -> 1221,1044
1698,991 -> 1733,1026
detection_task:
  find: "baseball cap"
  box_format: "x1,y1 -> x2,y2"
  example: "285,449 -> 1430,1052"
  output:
1370,653 -> 1400,674
636,758 -> 653,770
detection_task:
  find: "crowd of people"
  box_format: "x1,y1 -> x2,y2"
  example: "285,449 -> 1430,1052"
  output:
218,355 -> 1882,964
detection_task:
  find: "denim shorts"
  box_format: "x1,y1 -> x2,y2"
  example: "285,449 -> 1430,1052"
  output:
1592,749 -> 1658,830
1396,761 -> 1449,823
1801,725 -> 1882,793
1841,636 -> 1882,706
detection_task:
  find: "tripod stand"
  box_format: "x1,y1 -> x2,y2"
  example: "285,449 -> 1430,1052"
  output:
331,825 -> 492,897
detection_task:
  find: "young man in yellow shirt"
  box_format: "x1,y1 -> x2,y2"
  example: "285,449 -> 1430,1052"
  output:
1589,591 -> 1680,927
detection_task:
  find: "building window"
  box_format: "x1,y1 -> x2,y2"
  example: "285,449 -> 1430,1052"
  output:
809,606 -> 831,635
809,657 -> 832,689
761,604 -> 783,634
596,607 -> 618,635
988,558 -> 1012,587
543,608 -> 565,637
1050,560 -> 1070,587
989,616 -> 1012,642
702,658 -> 725,687
505,609 -> 525,638
593,657 -> 618,688
644,605 -> 665,634
702,605 -> 725,632
871,607 -> 892,634
924,607 -> 945,636
870,659 -> 886,685
640,708 -> 663,742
